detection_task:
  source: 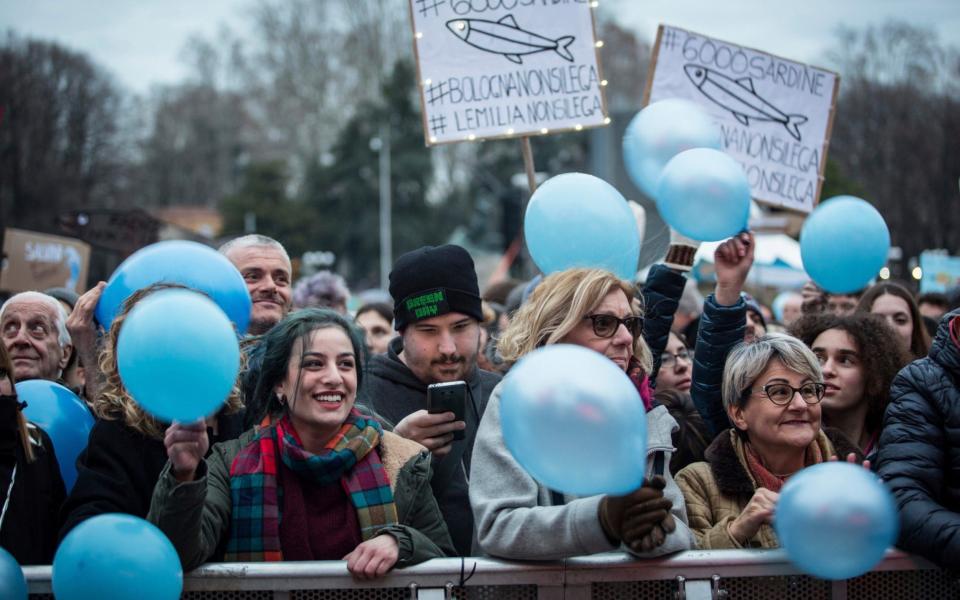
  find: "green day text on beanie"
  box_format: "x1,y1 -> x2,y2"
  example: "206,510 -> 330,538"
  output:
389,245 -> 483,330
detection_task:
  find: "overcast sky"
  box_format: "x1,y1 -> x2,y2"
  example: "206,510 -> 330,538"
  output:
2,0 -> 958,94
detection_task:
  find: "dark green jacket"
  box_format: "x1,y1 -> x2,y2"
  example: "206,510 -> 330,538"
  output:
147,429 -> 455,571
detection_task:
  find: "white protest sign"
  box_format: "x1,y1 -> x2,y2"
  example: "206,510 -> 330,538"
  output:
645,25 -> 839,213
408,0 -> 608,146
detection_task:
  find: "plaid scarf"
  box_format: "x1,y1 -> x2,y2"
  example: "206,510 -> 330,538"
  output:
224,410 -> 398,562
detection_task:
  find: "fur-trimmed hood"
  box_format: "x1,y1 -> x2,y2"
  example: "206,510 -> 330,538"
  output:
704,427 -> 862,496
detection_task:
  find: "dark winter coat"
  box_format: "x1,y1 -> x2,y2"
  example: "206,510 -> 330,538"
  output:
148,429 -> 454,570
876,310 -> 960,569
691,294 -> 747,437
642,264 -> 687,382
0,424 -> 66,565
59,411 -> 245,540
358,336 -> 500,556
677,427 -> 860,549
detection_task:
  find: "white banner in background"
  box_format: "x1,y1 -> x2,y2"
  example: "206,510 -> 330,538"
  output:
646,25 -> 839,213
409,0 -> 607,145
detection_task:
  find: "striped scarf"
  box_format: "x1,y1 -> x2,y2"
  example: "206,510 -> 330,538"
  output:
224,410 -> 398,562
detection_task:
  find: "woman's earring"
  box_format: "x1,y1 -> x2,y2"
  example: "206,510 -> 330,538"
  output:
277,393 -> 287,406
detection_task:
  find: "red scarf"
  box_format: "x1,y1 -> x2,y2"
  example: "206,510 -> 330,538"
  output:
742,439 -> 824,493
627,356 -> 654,412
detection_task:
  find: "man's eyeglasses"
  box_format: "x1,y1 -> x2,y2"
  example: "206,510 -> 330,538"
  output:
661,349 -> 693,368
583,314 -> 644,339
747,382 -> 826,406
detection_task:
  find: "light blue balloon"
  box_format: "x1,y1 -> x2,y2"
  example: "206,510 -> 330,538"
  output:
18,379 -> 93,492
500,344 -> 647,496
775,462 -> 898,580
53,513 -> 183,600
800,196 -> 890,294
0,547 -> 27,600
95,240 -> 252,333
117,289 -> 240,423
656,148 -> 751,242
623,99 -> 722,199
524,173 -> 640,280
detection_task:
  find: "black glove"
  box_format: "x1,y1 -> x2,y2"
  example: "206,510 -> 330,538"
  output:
598,476 -> 672,544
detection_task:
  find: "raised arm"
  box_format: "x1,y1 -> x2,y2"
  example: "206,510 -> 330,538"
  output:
691,232 -> 753,437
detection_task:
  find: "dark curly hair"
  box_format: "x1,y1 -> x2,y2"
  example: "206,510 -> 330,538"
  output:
790,312 -> 910,434
856,282 -> 931,359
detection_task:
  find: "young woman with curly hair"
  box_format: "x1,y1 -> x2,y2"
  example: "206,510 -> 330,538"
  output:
59,284 -> 246,539
790,312 -> 910,463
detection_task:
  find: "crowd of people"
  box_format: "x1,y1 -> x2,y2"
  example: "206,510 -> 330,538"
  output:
1,231 -> 958,579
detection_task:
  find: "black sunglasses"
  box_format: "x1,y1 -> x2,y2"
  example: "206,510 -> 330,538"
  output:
583,314 -> 644,339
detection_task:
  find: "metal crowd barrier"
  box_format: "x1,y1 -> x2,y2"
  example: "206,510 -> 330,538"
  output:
23,549 -> 958,599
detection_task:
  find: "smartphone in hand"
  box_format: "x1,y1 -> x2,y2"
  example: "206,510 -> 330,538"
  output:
427,381 -> 467,441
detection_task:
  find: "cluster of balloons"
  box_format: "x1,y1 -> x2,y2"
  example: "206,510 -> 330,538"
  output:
500,345 -> 647,495
776,462 -> 898,580
53,514 -> 183,600
101,241 -> 243,423
623,99 -> 750,242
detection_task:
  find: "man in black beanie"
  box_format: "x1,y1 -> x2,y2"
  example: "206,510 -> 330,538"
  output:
359,244 -> 501,556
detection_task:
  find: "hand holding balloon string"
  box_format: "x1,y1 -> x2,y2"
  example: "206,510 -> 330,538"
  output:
165,421 -> 209,483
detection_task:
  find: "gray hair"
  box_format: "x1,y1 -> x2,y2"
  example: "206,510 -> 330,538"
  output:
0,291 -> 72,349
218,234 -> 291,265
722,332 -> 822,411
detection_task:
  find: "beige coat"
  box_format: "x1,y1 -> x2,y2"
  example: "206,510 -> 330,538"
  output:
676,429 -> 855,549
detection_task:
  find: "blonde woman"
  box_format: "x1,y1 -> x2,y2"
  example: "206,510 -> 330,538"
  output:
470,268 -> 695,559
59,284 -> 245,540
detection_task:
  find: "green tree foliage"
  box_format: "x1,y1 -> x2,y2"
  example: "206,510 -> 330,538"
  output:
220,161 -> 318,258
298,60 -> 462,287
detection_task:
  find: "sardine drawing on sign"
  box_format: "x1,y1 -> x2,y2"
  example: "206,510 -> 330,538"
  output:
684,64 -> 809,141
446,14 -> 575,65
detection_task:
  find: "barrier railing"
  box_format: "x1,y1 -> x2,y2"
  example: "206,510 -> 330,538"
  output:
23,548 -> 956,599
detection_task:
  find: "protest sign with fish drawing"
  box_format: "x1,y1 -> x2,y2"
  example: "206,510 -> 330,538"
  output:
408,0 -> 607,146
646,25 -> 839,213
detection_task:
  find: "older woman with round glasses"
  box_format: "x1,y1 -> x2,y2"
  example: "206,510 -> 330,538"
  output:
471,268 -> 694,560
675,333 -> 860,549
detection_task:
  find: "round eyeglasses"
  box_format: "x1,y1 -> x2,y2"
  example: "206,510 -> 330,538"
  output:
747,382 -> 826,406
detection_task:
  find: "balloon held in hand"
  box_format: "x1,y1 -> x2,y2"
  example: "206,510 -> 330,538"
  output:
655,148 -> 751,242
117,289 -> 240,423
499,344 -> 647,496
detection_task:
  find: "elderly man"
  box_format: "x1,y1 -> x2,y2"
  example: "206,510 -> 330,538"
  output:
1,292 -> 73,383
218,234 -> 293,336
359,244 -> 501,556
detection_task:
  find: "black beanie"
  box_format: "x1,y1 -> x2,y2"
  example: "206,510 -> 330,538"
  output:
389,245 -> 483,330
